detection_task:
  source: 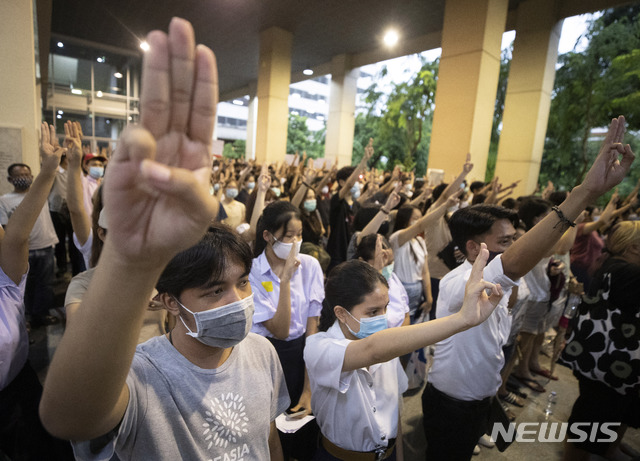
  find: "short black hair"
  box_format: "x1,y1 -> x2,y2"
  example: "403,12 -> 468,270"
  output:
156,224 -> 252,299
448,204 -> 519,256
336,166 -> 355,183
518,197 -> 551,231
470,181 -> 485,193
8,163 -> 30,176
548,191 -> 567,207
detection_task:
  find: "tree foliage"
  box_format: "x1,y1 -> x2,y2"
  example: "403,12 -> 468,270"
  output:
541,7 -> 640,198
286,113 -> 325,159
353,58 -> 438,175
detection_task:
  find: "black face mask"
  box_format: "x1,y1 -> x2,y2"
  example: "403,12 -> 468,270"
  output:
487,250 -> 502,264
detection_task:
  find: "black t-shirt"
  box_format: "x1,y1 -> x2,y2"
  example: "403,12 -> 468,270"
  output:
236,189 -> 250,205
327,193 -> 359,265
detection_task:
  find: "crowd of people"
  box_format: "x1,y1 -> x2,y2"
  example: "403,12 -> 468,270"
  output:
1,17 -> 639,461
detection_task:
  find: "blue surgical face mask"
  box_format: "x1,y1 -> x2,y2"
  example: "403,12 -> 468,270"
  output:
247,182 -> 255,190
381,262 -> 394,281
175,294 -> 254,348
89,166 -> 104,179
344,309 -> 387,339
303,199 -> 317,212
226,188 -> 238,199
351,183 -> 361,199
271,187 -> 281,198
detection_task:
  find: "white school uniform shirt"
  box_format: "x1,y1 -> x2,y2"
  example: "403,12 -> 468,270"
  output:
304,321 -> 408,452
389,232 -> 427,283
249,252 -> 324,340
427,255 -> 518,401
387,273 -> 410,328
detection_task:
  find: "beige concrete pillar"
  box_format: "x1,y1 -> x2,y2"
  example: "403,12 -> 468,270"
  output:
325,54 -> 359,167
428,0 -> 508,181
246,82 -> 258,161
0,0 -> 41,193
255,27 -> 292,165
494,0 -> 562,196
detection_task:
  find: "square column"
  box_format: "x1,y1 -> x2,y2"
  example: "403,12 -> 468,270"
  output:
0,0 -> 40,183
255,27 -> 292,165
428,0 -> 508,180
494,0 -> 562,195
245,82 -> 258,161
325,54 -> 359,167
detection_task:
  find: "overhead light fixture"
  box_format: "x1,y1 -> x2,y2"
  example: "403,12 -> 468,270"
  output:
56,114 -> 62,119
97,56 -> 105,63
140,41 -> 150,52
57,41 -> 64,48
383,29 -> 399,47
106,119 -> 111,124
232,99 -> 244,106
71,89 -> 83,95
96,90 -> 103,98
303,69 -> 313,76
57,110 -> 63,115
128,116 -> 133,121
114,72 -> 123,79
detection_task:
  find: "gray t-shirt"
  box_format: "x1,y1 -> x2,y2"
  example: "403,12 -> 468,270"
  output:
72,333 -> 290,460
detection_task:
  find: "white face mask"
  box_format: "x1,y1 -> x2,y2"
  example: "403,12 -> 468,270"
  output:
175,294 -> 254,348
272,237 -> 301,260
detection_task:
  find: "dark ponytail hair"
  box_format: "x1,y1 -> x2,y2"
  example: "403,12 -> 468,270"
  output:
319,260 -> 388,331
253,201 -> 302,258
393,205 -> 419,233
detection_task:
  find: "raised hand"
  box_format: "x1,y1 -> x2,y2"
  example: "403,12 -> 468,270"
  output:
279,240 -> 301,282
64,121 -> 83,167
582,116 -> 635,199
462,153 -> 473,174
372,234 -> 386,271
103,18 -> 218,265
459,243 -> 504,328
257,164 -> 271,193
383,183 -> 402,212
40,122 -> 65,172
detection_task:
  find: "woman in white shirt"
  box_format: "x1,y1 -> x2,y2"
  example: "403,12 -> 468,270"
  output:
250,201 -> 324,460
304,246 -> 503,460
389,204 -> 448,323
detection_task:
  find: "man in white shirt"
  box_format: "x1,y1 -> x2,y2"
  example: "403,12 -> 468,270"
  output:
0,162 -> 59,327
422,114 -> 636,461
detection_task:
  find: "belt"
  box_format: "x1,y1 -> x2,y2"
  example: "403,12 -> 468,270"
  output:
321,435 -> 395,461
427,382 -> 492,407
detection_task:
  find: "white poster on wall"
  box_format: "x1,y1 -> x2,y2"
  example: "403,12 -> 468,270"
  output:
0,126 -> 23,196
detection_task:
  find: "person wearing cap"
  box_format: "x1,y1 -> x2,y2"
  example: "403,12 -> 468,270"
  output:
81,152 -> 107,216
63,121 -> 168,343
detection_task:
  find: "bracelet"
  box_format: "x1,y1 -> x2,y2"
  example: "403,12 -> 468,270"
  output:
552,206 -> 576,229
380,208 -> 390,215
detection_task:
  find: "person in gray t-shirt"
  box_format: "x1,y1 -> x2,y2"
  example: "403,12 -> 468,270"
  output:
39,18 -> 289,461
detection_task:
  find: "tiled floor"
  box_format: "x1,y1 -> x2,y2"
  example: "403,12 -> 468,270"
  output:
29,305 -> 640,461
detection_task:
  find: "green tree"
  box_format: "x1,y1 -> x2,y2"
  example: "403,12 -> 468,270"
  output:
541,7 -> 640,197
222,139 -> 246,159
355,57 -> 439,176
286,113 -> 325,159
486,44 -> 512,181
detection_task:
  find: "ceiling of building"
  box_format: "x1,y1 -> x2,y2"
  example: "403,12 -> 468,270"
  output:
47,0 -> 626,99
